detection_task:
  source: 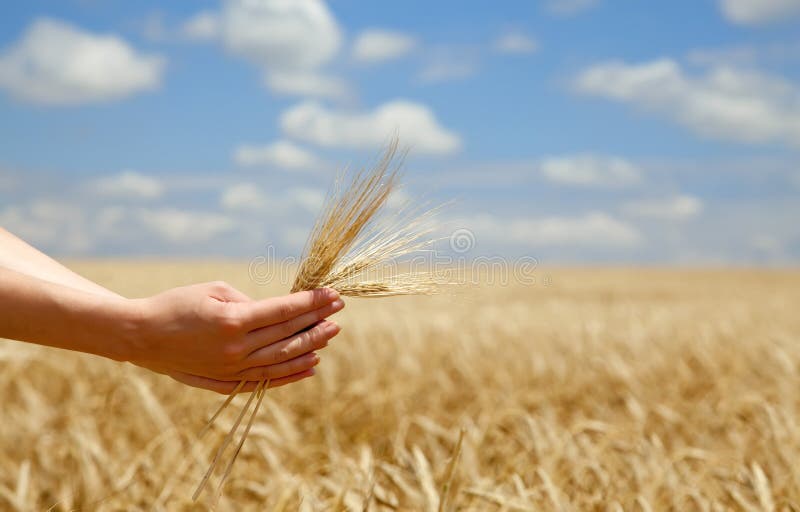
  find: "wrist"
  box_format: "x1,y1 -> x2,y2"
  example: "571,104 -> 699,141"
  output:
108,297 -> 150,363
80,295 -> 148,363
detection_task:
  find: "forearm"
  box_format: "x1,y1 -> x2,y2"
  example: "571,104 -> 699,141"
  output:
0,227 -> 121,298
0,266 -> 135,361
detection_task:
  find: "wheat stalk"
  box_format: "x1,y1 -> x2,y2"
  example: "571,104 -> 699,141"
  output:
193,139 -> 446,501
291,139 -> 442,296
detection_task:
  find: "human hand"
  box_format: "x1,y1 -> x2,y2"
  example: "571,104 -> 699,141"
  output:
126,281 -> 344,393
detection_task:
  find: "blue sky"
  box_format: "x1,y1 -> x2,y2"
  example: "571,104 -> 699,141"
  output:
0,0 -> 798,264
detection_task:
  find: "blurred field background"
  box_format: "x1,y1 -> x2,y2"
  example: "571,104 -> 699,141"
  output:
1,262 -> 799,511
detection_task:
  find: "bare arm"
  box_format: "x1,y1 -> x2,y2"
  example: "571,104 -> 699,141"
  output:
0,227 -> 120,298
0,266 -> 133,360
0,228 -> 345,393
0,266 -> 344,393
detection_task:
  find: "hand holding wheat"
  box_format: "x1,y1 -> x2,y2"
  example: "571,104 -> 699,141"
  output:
193,140 -> 446,502
128,282 -> 344,393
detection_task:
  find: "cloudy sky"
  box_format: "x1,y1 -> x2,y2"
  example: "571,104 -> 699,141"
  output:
0,0 -> 799,264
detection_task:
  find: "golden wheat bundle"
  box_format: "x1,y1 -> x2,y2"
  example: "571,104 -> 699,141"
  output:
193,140 -> 444,502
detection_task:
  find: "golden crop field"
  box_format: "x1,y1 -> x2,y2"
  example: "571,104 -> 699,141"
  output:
2,262 -> 800,511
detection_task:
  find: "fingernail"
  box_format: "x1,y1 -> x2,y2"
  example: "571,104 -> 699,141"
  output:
325,322 -> 340,335
311,353 -> 320,364
309,368 -> 316,376
331,299 -> 344,310
325,288 -> 339,300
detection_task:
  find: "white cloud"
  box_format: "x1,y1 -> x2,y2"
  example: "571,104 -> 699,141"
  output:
493,31 -> 538,54
93,206 -> 127,237
686,46 -> 758,67
281,100 -> 461,154
137,208 -> 235,243
387,189 -> 411,209
220,183 -> 269,211
234,139 -> 320,170
352,29 -> 417,63
545,0 -> 601,16
0,200 -> 92,252
750,234 -> 784,257
288,187 -> 325,212
417,47 -> 479,83
219,0 -> 340,70
574,59 -> 800,148
282,225 -> 312,249
181,11 -> 219,41
220,182 -> 324,215
0,18 -> 165,105
622,195 -> 703,221
182,0 -> 345,98
540,155 -> 641,187
719,0 -> 800,25
687,42 -> 800,67
264,70 -> 349,100
91,171 -> 164,199
467,212 -> 640,248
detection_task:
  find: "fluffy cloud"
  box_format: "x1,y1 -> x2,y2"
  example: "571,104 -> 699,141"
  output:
545,0 -> 601,16
467,212 -> 640,248
181,11 -> 219,41
750,234 -> 786,260
575,59 -> 800,148
352,29 -> 417,63
264,70 -> 349,100
0,18 -> 165,105
493,31 -> 538,54
0,200 -> 91,252
288,187 -> 326,212
622,195 -> 703,221
686,42 -> 800,68
540,155 -> 640,187
220,182 -> 324,213
91,171 -> 165,199
417,47 -> 479,83
281,100 -> 461,154
181,0 -> 345,98
220,0 -> 340,70
234,140 -> 320,170
136,208 -> 235,244
718,0 -> 800,25
220,183 -> 269,211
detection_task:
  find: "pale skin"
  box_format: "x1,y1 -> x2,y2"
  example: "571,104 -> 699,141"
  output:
0,227 -> 344,394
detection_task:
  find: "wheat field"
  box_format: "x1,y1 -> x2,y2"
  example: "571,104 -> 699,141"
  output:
1,262 -> 800,511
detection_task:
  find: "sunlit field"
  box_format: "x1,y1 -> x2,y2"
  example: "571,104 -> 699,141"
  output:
2,262 -> 800,511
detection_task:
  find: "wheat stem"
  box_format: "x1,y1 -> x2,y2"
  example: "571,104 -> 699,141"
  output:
438,428 -> 466,512
196,380 -> 246,440
212,380 -> 269,505
192,382 -> 260,500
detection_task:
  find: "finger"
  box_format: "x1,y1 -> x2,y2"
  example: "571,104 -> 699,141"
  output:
245,320 -> 340,367
237,288 -> 339,330
168,369 -> 316,394
267,368 -> 316,389
235,352 -> 320,381
167,371 -> 261,394
243,298 -> 344,352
